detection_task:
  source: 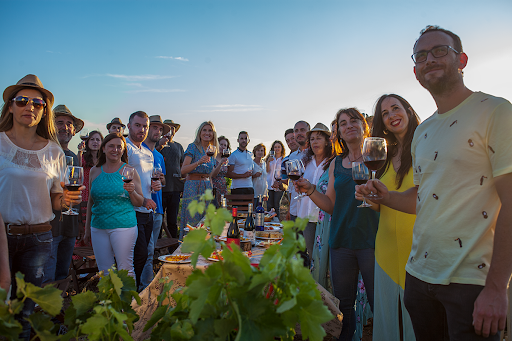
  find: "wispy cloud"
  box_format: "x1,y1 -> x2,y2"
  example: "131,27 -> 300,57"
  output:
195,104 -> 263,112
46,50 -> 61,54
125,89 -> 186,93
106,74 -> 176,81
124,83 -> 143,87
156,56 -> 189,62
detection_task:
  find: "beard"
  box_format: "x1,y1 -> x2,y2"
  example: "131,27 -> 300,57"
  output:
417,59 -> 462,96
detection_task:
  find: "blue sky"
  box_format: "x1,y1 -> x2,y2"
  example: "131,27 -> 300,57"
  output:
1,0 -> 511,154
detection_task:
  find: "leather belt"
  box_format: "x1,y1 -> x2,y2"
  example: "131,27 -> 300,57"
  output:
5,222 -> 52,235
186,174 -> 210,181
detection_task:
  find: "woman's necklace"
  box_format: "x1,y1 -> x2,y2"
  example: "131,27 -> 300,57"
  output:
348,154 -> 362,163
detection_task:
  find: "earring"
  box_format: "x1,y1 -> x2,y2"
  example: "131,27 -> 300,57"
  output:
383,129 -> 389,135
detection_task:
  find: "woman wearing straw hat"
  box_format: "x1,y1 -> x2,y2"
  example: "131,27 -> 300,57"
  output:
0,74 -> 83,340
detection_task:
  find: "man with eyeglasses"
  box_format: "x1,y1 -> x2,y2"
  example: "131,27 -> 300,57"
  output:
43,105 -> 85,285
358,25 -> 512,340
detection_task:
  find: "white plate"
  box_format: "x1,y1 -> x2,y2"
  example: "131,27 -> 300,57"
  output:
158,255 -> 192,264
256,236 -> 283,240
207,257 -> 221,262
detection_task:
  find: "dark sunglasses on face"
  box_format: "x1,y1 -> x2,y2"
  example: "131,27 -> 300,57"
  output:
411,45 -> 459,63
11,96 -> 46,109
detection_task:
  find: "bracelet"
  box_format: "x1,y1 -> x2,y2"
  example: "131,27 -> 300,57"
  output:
307,185 -> 316,196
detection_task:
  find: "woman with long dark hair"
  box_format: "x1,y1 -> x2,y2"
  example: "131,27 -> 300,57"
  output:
84,133 -> 144,278
295,108 -> 379,341
359,94 -> 420,340
266,140 -> 286,218
211,135 -> 230,205
0,75 -> 82,340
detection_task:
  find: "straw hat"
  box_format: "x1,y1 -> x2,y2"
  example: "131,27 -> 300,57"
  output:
106,117 -> 125,130
3,74 -> 54,104
149,115 -> 171,135
53,104 -> 85,133
163,119 -> 180,133
307,122 -> 330,137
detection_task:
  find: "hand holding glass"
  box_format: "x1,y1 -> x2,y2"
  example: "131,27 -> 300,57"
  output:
79,129 -> 89,152
362,137 -> 387,200
352,162 -> 372,208
63,166 -> 83,215
121,167 -> 135,198
286,160 -> 306,199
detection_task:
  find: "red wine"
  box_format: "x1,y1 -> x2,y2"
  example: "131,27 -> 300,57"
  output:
66,184 -> 81,191
80,136 -> 88,141
123,179 -> 133,183
222,152 -> 230,158
227,206 -> 240,249
364,160 -> 386,171
288,174 -> 301,181
206,152 -> 215,157
354,179 -> 367,185
151,177 -> 159,181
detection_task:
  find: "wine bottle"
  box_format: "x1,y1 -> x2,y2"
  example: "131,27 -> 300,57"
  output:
244,203 -> 256,245
255,195 -> 264,232
227,206 -> 240,249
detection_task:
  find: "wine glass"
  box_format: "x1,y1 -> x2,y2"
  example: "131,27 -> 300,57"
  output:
286,160 -> 306,199
269,150 -> 275,160
120,167 -> 135,198
79,129 -> 89,152
62,166 -> 83,215
352,162 -> 372,208
274,165 -> 282,189
222,148 -> 231,158
151,165 -> 162,193
65,156 -> 74,167
362,137 -> 387,200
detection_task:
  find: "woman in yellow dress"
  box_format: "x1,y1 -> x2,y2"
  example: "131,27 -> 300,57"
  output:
360,94 -> 420,340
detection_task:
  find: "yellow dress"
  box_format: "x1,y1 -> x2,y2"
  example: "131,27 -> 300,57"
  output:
373,165 -> 416,341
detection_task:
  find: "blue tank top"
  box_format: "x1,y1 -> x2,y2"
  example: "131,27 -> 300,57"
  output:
328,156 -> 379,250
90,163 -> 137,229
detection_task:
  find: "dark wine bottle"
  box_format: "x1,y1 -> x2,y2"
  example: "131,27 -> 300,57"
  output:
255,195 -> 264,231
244,203 -> 256,245
227,206 -> 240,249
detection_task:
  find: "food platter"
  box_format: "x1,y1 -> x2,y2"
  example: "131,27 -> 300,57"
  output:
158,254 -> 192,264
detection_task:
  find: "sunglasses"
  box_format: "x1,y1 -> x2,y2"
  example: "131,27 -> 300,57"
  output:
12,96 -> 46,109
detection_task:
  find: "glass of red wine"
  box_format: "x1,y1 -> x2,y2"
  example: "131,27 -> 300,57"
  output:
151,165 -> 162,194
352,161 -> 372,208
79,129 -> 89,152
121,166 -> 135,198
222,148 -> 231,158
63,166 -> 83,215
362,137 -> 387,200
286,159 -> 306,199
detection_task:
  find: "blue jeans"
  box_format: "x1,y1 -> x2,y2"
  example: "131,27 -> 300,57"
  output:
8,231 -> 52,341
404,272 -> 500,341
43,234 -> 75,284
330,247 -> 375,341
140,213 -> 163,289
134,212 -> 153,290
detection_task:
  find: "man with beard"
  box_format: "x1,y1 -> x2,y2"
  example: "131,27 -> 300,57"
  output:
140,115 -> 168,289
125,111 -> 159,290
227,131 -> 257,195
358,26 -> 512,340
43,105 -> 84,284
158,120 -> 184,239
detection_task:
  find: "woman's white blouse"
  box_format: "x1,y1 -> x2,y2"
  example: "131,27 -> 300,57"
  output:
297,158 -> 327,222
0,132 -> 64,224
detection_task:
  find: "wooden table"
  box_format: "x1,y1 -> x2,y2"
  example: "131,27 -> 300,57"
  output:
131,243 -> 343,340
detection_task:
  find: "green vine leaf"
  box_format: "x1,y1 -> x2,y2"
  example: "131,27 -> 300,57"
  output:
24,281 -> 63,317
26,312 -> 60,341
71,290 -> 97,317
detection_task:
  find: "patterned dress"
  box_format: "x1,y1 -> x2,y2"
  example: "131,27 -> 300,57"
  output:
212,159 -> 228,197
179,143 -> 215,238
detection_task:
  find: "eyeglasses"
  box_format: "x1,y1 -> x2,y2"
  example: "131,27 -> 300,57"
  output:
11,96 -> 46,109
411,45 -> 459,63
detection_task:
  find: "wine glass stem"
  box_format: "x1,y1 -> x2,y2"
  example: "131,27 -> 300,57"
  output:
372,170 -> 376,180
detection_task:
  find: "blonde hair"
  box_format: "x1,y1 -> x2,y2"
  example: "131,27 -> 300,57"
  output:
194,121 -> 219,153
0,88 -> 59,145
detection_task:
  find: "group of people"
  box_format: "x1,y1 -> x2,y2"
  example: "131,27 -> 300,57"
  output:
0,25 -> 511,341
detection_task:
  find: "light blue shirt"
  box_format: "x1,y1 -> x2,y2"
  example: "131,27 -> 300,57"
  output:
143,142 -> 166,215
228,148 -> 254,189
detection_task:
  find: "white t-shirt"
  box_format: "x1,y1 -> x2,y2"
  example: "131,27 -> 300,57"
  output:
286,149 -> 306,216
228,148 -> 254,189
126,137 -> 154,213
297,157 -> 327,222
0,132 -> 64,224
407,92 -> 512,286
